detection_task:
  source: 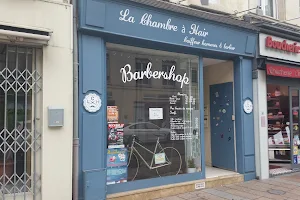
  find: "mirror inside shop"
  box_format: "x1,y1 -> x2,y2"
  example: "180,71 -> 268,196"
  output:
267,84 -> 300,173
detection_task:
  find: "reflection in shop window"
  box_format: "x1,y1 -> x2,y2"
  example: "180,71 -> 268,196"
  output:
136,58 -> 151,86
162,60 -> 176,86
192,69 -> 198,83
106,43 -> 201,185
107,53 -> 110,83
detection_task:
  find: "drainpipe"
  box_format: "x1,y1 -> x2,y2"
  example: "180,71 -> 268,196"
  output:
72,0 -> 79,199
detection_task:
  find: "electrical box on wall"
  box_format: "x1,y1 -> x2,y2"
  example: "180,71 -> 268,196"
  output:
48,107 -> 64,127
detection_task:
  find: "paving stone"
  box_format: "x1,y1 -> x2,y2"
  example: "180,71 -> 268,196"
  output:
255,197 -> 273,200
163,196 -> 184,200
224,188 -> 260,199
261,179 -> 299,189
163,173 -> 300,200
195,192 -> 227,200
289,189 -> 300,196
225,184 -> 265,195
177,192 -> 198,199
203,188 -> 248,200
272,177 -> 300,187
214,186 -> 231,191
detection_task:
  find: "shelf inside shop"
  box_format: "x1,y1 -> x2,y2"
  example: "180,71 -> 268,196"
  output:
269,159 -> 291,163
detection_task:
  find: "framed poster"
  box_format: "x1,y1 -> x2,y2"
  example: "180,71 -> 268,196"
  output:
149,108 -> 163,120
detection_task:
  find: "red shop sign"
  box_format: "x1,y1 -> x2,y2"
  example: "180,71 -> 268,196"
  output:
266,64 -> 300,78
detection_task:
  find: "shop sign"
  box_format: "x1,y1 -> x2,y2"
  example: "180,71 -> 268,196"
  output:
82,0 -> 257,56
259,33 -> 300,63
120,62 -> 189,88
265,36 -> 300,53
119,9 -> 236,51
266,64 -> 300,78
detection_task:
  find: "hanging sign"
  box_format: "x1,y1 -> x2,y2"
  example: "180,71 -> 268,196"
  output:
83,93 -> 101,113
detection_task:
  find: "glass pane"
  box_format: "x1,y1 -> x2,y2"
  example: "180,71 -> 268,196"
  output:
265,0 -> 274,17
291,89 -> 300,165
267,85 -> 290,163
106,44 -> 200,185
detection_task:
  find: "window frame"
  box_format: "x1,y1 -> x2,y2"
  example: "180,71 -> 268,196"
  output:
261,0 -> 278,19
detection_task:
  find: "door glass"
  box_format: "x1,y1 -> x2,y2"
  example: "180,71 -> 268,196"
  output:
291,89 -> 300,166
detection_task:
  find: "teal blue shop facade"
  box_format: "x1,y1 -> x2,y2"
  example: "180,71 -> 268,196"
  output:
78,0 -> 258,199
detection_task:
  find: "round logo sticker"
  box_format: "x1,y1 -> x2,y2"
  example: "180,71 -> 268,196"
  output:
83,93 -> 101,113
243,99 -> 253,114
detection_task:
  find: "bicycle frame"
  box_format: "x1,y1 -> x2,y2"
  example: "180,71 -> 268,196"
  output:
128,136 -> 171,170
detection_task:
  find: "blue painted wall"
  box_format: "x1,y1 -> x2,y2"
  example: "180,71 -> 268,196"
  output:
78,0 -> 257,199
234,57 -> 256,181
79,35 -> 108,200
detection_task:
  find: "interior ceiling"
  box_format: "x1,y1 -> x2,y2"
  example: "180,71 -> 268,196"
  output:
107,43 -> 227,67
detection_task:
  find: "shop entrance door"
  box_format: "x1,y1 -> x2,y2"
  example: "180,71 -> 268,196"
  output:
210,82 -> 235,171
289,87 -> 300,169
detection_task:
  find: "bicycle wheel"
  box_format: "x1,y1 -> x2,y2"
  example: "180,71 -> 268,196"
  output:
127,151 -> 139,181
156,147 -> 182,177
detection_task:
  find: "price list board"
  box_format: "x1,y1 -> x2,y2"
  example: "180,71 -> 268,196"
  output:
169,92 -> 196,140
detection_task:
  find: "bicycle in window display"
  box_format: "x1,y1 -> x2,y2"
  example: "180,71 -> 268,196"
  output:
126,134 -> 182,181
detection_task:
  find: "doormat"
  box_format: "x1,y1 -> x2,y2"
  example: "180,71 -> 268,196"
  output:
269,167 -> 293,177
269,165 -> 284,169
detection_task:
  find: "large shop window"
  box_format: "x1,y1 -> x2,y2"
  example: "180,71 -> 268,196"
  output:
106,43 -> 201,185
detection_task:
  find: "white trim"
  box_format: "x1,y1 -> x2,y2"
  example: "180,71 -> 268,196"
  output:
0,29 -> 50,46
0,29 -> 50,41
0,21 -> 52,34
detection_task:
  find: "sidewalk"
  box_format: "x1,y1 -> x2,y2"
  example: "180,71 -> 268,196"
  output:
154,173 -> 300,200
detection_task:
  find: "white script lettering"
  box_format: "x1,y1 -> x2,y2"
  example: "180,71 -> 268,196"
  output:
140,13 -> 178,31
120,62 -> 189,88
189,24 -> 208,37
223,43 -> 235,50
119,9 -> 135,23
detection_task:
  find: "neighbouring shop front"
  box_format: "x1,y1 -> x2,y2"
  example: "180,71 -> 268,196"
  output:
78,0 -> 257,199
256,32 -> 300,177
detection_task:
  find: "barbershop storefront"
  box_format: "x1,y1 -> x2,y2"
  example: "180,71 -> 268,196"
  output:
78,0 -> 257,199
255,33 -> 300,178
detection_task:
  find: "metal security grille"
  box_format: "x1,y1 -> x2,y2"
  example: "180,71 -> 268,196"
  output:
0,45 -> 42,200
